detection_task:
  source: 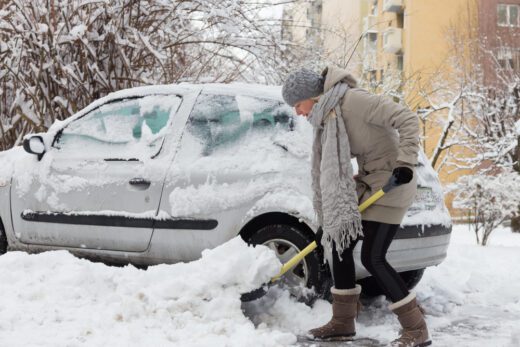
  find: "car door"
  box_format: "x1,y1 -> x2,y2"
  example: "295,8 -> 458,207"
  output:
10,93 -> 186,252
150,92 -> 297,262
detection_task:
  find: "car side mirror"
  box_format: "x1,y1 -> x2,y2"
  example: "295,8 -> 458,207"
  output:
23,135 -> 46,159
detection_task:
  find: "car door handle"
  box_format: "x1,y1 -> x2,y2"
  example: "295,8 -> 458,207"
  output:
129,178 -> 151,189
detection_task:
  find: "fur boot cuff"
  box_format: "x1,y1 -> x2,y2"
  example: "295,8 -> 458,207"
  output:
331,285 -> 362,296
389,292 -> 416,311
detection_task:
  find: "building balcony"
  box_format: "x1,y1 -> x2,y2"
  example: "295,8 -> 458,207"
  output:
383,0 -> 404,13
383,28 -> 402,54
363,15 -> 378,33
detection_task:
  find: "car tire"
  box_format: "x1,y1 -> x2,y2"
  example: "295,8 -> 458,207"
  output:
358,268 -> 426,297
246,224 -> 330,304
0,219 -> 7,255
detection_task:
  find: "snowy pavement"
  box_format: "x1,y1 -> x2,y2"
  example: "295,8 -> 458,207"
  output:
1,225 -> 520,346
245,225 -> 520,347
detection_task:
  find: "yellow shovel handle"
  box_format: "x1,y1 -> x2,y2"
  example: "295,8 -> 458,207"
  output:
271,241 -> 318,282
271,188 -> 385,282
358,189 -> 385,213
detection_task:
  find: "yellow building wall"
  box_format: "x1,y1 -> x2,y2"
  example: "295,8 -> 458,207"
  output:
320,0 -> 479,217
400,0 -> 477,217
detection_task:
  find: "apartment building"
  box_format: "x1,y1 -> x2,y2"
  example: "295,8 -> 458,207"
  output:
282,0 -> 519,215
281,1 -> 323,49
479,0 -> 520,86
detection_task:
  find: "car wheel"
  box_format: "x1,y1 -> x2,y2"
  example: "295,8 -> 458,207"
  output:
246,224 -> 330,303
0,219 -> 7,255
358,268 -> 426,297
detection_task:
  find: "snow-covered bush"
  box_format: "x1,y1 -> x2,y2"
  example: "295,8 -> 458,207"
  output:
450,82 -> 519,239
453,171 -> 520,245
0,0 -> 304,150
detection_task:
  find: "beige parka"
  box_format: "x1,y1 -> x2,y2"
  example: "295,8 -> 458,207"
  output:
322,66 -> 420,224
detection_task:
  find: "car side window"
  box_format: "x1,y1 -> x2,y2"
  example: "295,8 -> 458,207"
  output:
55,95 -> 181,159
186,93 -> 294,156
236,95 -> 294,132
187,94 -> 243,156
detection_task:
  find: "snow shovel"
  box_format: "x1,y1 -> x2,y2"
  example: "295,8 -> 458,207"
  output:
241,176 -> 400,302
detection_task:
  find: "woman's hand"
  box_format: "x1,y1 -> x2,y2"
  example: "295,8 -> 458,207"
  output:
392,166 -> 413,185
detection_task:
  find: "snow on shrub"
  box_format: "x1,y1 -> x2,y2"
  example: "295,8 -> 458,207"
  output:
0,0 -> 302,150
453,170 -> 520,245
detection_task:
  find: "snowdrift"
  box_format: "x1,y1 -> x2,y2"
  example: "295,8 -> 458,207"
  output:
0,237 -> 295,346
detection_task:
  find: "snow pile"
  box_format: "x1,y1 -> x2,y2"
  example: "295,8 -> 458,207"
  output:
0,237 -> 294,347
2,225 -> 520,346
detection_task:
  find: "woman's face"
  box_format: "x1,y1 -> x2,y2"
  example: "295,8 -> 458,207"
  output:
294,99 -> 316,117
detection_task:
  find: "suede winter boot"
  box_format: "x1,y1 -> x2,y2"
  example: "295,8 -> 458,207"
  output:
307,285 -> 361,341
389,292 -> 431,347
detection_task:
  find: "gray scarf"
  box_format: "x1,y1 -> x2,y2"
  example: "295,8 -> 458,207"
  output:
307,82 -> 363,259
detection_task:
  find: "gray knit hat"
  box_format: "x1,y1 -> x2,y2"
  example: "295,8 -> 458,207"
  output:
282,68 -> 324,106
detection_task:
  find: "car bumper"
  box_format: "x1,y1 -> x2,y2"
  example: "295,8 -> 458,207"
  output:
351,224 -> 452,278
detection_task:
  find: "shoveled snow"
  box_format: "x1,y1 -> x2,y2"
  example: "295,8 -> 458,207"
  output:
1,225 -> 519,346
0,237 -> 292,346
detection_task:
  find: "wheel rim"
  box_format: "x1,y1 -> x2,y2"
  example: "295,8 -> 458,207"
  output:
262,238 -> 309,296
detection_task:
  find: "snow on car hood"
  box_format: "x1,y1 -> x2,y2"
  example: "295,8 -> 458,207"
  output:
0,146 -> 39,189
0,237 -> 294,346
0,146 -> 20,186
403,150 -> 452,227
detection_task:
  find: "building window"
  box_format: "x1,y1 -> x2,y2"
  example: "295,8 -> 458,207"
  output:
397,54 -> 404,71
497,48 -> 520,71
497,4 -> 520,27
369,70 -> 377,86
396,12 -> 404,29
366,32 -> 378,51
371,1 -> 378,16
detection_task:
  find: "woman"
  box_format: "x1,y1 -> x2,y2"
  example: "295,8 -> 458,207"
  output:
281,66 -> 431,347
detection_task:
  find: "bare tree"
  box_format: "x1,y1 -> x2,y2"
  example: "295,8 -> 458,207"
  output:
0,0 -> 306,150
431,1 -> 520,243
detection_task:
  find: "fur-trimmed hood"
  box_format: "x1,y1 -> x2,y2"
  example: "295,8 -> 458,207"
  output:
321,66 -> 358,92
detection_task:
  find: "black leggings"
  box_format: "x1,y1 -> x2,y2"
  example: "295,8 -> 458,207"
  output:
332,220 -> 409,303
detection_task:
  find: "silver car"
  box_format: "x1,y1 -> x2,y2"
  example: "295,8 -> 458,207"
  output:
0,83 -> 452,299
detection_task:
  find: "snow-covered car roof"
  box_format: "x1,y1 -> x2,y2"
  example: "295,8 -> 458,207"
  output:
46,82 -> 284,137
200,83 -> 283,100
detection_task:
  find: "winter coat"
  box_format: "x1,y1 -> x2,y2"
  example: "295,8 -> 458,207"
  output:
322,66 -> 420,225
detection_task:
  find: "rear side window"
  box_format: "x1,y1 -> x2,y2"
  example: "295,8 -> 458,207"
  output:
55,95 -> 181,159
186,93 -> 293,156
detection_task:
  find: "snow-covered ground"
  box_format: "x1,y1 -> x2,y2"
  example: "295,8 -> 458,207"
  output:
1,225 -> 520,346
